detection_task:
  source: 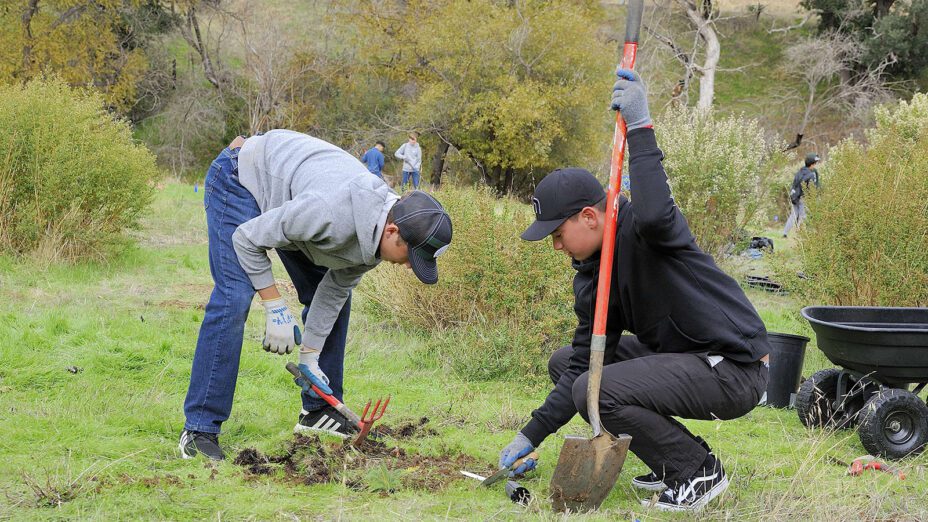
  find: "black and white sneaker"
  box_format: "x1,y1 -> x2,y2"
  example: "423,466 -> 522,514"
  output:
179,430 -> 225,461
632,471 -> 667,491
642,454 -> 729,512
294,406 -> 355,438
633,436 -> 713,492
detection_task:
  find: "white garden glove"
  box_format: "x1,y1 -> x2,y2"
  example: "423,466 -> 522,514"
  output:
299,348 -> 331,398
261,297 -> 301,354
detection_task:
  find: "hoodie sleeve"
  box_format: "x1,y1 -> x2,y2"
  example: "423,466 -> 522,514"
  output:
394,144 -> 406,160
626,127 -> 695,250
303,265 -> 370,349
231,192 -> 335,290
520,273 -> 596,446
412,145 -> 422,170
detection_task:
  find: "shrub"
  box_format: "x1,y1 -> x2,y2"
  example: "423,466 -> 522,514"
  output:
791,94 -> 928,306
654,107 -> 785,256
0,79 -> 159,261
358,185 -> 575,380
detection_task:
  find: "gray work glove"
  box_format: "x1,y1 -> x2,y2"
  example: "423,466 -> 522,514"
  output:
499,432 -> 537,476
610,68 -> 652,131
261,297 -> 301,354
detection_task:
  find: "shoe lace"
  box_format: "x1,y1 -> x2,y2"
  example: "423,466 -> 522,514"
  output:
667,481 -> 692,504
195,431 -> 219,444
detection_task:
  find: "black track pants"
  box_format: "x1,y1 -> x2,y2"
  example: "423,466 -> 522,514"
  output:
548,337 -> 768,484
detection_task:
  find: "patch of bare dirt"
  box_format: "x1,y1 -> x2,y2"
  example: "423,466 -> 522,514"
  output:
234,429 -> 484,493
156,299 -> 205,310
374,417 -> 439,439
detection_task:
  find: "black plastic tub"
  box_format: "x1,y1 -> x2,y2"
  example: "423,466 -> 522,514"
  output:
764,332 -> 810,408
800,306 -> 928,386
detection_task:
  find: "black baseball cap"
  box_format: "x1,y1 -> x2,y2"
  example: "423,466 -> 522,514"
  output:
805,153 -> 821,167
521,168 -> 605,241
392,191 -> 453,284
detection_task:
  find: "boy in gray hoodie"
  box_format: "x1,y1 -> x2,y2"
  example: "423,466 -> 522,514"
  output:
180,130 -> 453,460
395,132 -> 423,189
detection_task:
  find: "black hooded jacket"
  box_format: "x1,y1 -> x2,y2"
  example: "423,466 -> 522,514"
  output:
789,166 -> 820,204
520,127 -> 771,447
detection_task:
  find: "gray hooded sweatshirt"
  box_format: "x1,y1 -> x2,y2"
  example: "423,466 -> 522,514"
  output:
232,130 -> 399,349
394,141 -> 422,172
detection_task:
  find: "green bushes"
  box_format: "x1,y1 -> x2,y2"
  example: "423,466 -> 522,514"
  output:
794,94 -> 928,306
358,185 -> 575,380
655,108 -> 784,256
0,79 -> 159,261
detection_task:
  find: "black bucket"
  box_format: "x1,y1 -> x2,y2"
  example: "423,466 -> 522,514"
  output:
763,332 -> 810,408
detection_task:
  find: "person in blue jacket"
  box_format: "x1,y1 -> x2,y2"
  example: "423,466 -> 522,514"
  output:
360,141 -> 386,179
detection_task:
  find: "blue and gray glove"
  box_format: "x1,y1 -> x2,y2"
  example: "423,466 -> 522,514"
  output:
298,348 -> 331,399
611,68 -> 652,131
499,432 -> 537,476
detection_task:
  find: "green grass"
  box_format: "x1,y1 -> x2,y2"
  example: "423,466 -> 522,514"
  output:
1,181 -> 927,520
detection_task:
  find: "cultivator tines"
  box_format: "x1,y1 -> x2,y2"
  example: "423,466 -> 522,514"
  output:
352,395 -> 391,446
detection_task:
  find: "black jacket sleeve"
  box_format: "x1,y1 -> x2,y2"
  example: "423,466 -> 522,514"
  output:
520,277 -> 593,446
626,128 -> 695,250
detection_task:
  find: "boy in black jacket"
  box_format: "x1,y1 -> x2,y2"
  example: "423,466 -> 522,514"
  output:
783,153 -> 821,237
497,70 -> 770,512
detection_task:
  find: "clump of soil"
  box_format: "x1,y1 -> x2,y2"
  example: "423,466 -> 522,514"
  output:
373,417 -> 439,439
234,420 -> 484,493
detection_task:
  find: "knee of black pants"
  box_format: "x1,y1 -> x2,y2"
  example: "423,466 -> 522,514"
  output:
571,371 -> 591,421
547,345 -> 572,385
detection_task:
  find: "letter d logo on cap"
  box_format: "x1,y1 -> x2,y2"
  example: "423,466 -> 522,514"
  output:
531,197 -> 542,218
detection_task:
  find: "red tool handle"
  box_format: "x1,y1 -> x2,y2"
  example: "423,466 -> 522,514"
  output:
286,362 -> 362,427
593,3 -> 641,337
587,0 -> 643,438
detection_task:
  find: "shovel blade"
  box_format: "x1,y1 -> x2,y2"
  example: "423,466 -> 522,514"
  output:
549,433 -> 631,513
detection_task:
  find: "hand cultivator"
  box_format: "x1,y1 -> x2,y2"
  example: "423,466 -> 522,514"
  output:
286,362 -> 390,446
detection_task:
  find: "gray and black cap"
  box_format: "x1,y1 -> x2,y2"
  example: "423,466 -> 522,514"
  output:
521,168 -> 606,241
392,191 -> 453,285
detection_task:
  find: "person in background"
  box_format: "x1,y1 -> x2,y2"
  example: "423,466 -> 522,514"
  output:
394,132 -> 422,190
361,141 -> 386,180
783,153 -> 821,237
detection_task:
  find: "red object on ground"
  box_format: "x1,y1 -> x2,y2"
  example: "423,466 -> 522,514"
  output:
848,456 -> 906,480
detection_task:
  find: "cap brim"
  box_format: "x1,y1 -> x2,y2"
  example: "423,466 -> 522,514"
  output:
409,249 -> 439,285
520,217 -> 567,241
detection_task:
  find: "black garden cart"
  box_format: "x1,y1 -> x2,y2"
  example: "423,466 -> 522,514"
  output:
798,306 -> 928,459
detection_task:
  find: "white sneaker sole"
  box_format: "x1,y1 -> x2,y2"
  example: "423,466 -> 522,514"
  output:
632,479 -> 668,492
642,474 -> 730,512
293,422 -> 350,439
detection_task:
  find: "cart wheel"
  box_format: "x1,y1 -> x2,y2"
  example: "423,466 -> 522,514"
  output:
858,389 -> 928,459
796,368 -> 845,428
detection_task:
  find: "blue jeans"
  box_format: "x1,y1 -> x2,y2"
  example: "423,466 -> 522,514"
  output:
183,147 -> 351,434
402,170 -> 420,189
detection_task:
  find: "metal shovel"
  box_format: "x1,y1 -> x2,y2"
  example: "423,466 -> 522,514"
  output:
548,0 -> 642,513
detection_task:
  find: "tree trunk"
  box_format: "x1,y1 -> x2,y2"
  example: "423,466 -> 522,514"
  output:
681,0 -> 720,110
502,167 -> 514,196
490,165 -> 503,194
874,0 -> 895,18
181,4 -> 222,90
431,139 -> 449,187
21,0 -> 40,74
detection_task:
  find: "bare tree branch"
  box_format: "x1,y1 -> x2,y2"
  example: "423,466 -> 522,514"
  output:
768,13 -> 812,34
